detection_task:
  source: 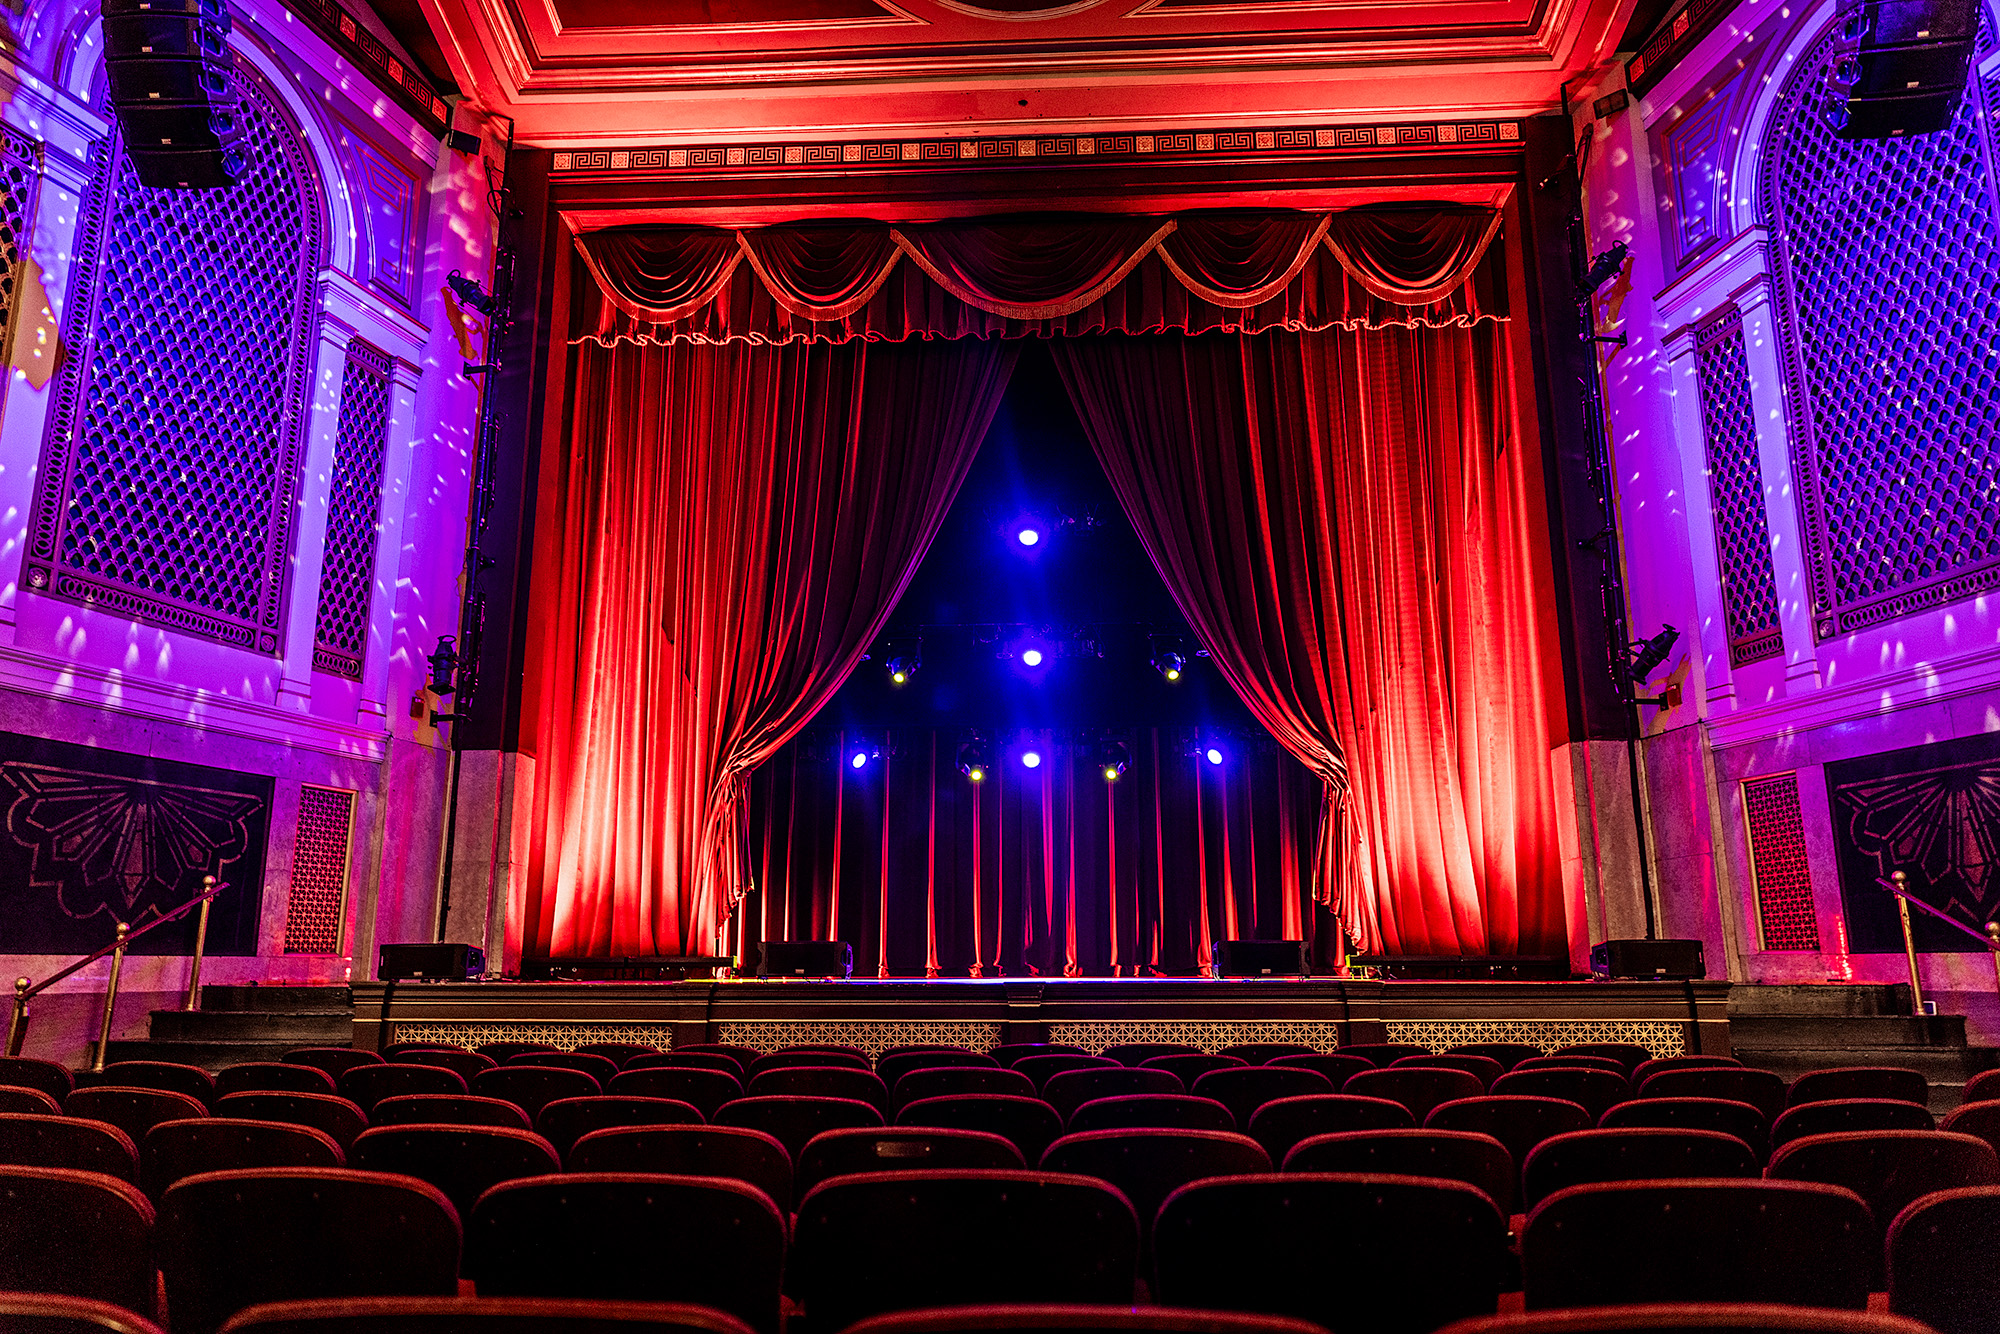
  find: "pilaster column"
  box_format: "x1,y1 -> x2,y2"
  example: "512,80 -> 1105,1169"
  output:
1733,281 -> 1821,693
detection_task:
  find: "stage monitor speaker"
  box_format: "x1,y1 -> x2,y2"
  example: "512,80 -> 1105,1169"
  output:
101,0 -> 248,188
379,942 -> 485,981
1590,938 -> 1706,980
760,940 -> 853,979
1213,939 -> 1309,978
1824,0 -> 1975,138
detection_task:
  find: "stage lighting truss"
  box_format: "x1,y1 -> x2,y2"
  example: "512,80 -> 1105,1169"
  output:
995,504 -> 1106,553
848,738 -> 884,771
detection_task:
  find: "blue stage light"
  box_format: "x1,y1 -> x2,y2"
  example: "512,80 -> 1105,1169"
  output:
1021,647 -> 1045,667
1017,526 -> 1041,547
1021,750 -> 1042,769
1205,747 -> 1224,766
850,751 -> 869,769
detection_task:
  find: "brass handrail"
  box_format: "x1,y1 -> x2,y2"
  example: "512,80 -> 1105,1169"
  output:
1875,871 -> 2000,1018
5,876 -> 227,1062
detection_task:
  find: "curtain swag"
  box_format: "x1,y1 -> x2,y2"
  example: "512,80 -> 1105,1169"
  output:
573,208 -> 1507,345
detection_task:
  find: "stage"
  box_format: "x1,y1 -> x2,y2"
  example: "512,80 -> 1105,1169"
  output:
352,978 -> 1733,1060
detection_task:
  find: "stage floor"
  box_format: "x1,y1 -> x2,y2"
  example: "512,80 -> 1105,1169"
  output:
353,977 -> 1733,1060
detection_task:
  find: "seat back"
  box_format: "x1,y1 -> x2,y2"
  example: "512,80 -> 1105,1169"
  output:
388,1050 -> 497,1082
1766,1129 -> 2000,1278
1215,1044 -> 1316,1065
1345,1068 -> 1487,1123
1637,1068 -> 1787,1122
1447,1044 -> 1544,1073
745,1066 -> 890,1112
282,1050 -> 383,1080
891,1066 -> 1037,1113
473,1044 -> 563,1064
1552,1044 -> 1652,1076
794,1170 -> 1139,1332
796,1126 -> 1024,1196
369,1095 -> 534,1131
1520,1179 -> 1872,1311
1520,1129 -> 1757,1209
744,1050 -> 871,1078
876,1050 -> 997,1088
215,1063 -> 339,1098
1787,1067 -> 1929,1108
79,1062 -> 216,1108
607,1068 -> 743,1118
215,1093 -> 369,1151
1430,1310 -> 1932,1334
0,1112 -> 140,1183
0,1086 -> 60,1115
1392,1054 -> 1505,1090
0,1293 -> 168,1334
1493,1069 -> 1630,1120
1515,1057 -> 1627,1076
1266,1053 -> 1373,1089
1962,1069 -> 2000,1104
1425,1096 -> 1594,1170
624,1052 -> 744,1076
0,1056 -> 75,1102
507,1052 -> 621,1085
349,1125 -> 562,1218
1597,1097 -> 1770,1162
215,1295 -> 756,1334
1014,1055 -> 1121,1089
1631,1056 -> 1743,1086
990,1044 -> 1089,1068
1244,1094 -> 1414,1164
1065,1095 -> 1238,1135
1770,1098 -> 1934,1150
567,1125 -> 793,1209
1042,1068 -> 1182,1121
1138,1054 -> 1246,1084
339,1064 -> 467,1113
1887,1184 -> 2000,1334
1939,1100 -> 2000,1161
143,1119 -> 343,1199
1281,1130 -> 1515,1212
1040,1129 -> 1271,1226
896,1094 -> 1064,1163
467,1174 -> 785,1333
66,1087 -> 210,1144
534,1096 -> 705,1156
0,1165 -> 156,1313
716,1094 -> 884,1161
1334,1044 -> 1433,1068
1154,1173 -> 1507,1333
158,1168 -> 460,1334
574,1042 -> 660,1066
672,1044 -> 762,1070
1190,1067 -> 1335,1131
1099,1044 -> 1201,1068
473,1067 -> 602,1120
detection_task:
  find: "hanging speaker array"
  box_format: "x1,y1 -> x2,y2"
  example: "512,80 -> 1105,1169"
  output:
1824,0 -> 1975,139
101,0 -> 247,188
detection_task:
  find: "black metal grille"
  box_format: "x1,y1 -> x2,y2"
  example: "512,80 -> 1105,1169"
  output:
0,130 -> 41,362
1695,311 -> 1784,667
312,342 -> 393,679
27,65 -> 322,651
283,784 -> 353,954
1763,21 -> 2000,636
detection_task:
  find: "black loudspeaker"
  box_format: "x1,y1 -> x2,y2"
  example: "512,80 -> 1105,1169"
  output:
379,942 -> 485,981
101,0 -> 248,188
1213,939 -> 1309,978
759,940 -> 854,979
1590,938 -> 1706,980
1824,0 -> 1975,138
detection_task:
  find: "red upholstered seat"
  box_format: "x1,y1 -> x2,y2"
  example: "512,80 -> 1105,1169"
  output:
534,1096 -> 705,1156
746,1065 -> 890,1112
473,1067 -> 602,1121
1154,1173 -> 1508,1332
837,1303 -> 1328,1334
1015,1055 -> 1122,1090
0,1086 -> 62,1115
1785,1067 -> 1929,1108
0,1113 -> 139,1183
1631,1056 -> 1742,1086
896,1094 -> 1063,1162
1448,1044 -> 1545,1073
474,1044 -> 563,1064
1766,1129 -> 2000,1284
1887,1184 -> 2000,1334
566,1125 -> 793,1209
1492,1069 -> 1631,1121
1042,1068 -> 1183,1121
718,1094 -> 885,1161
143,1119 -> 344,1199
796,1126 -> 1023,1196
623,1053 -> 744,1076
1040,1128 -> 1271,1229
78,1062 -> 216,1109
1345,1067 -> 1487,1123
744,1050 -> 870,1078
216,1296 -> 755,1334
1065,1095 -> 1238,1135
282,1049 -> 383,1080
1434,1305 -> 1936,1334
990,1043 -> 1089,1068
215,1093 -> 369,1151
1940,1099 -> 2000,1160
340,1064 -> 467,1113
215,1063 -> 340,1098
159,1168 -> 460,1334
794,1170 -> 1140,1331
0,1292 -> 168,1334
1139,1054 -> 1246,1084
0,1166 -> 156,1313
0,1055 -> 75,1103
350,1124 -> 563,1218
381,1045 -> 464,1058
467,1174 -> 786,1334
1962,1069 -> 2000,1104
389,1049 -> 497,1082
1215,1044 -> 1316,1065
1267,1053 -> 1374,1089
1099,1043 -> 1202,1068
1392,1053 -> 1506,1091
370,1095 -> 534,1131
1770,1097 -> 1933,1150
67,1087 -> 210,1145
1190,1067 -> 1335,1131
1520,1179 -> 1873,1311
1334,1043 -> 1433,1068
507,1052 -> 621,1085
609,1067 -> 742,1118
671,1044 -> 761,1071
574,1043 -> 661,1067
1515,1057 -> 1626,1076
1520,1129 -> 1757,1209
1245,1094 -> 1414,1163
892,1066 -> 1037,1113
1552,1045 -> 1652,1076
876,1049 -> 998,1088
1426,1095 -> 1594,1170
1282,1129 -> 1515,1212
1596,1097 -> 1769,1162
1637,1068 -> 1786,1122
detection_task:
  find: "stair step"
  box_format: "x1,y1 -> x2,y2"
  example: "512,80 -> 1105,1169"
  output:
1729,1014 -> 1967,1047
147,1009 -> 354,1042
197,985 -> 352,1014
1728,984 -> 1914,1017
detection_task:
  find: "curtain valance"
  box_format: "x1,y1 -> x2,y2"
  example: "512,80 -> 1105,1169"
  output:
573,208 -> 1506,346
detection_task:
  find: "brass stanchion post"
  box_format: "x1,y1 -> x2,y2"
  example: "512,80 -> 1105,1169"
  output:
92,923 -> 129,1075
1893,871 -> 1925,1016
1985,921 -> 2000,1000
6,978 -> 27,1057
183,876 -> 216,1012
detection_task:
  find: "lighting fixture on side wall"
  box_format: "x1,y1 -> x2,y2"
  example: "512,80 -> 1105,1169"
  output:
1627,625 -> 1680,683
447,270 -> 502,316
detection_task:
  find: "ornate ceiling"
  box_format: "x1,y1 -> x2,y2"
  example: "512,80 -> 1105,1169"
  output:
413,0 -> 1639,146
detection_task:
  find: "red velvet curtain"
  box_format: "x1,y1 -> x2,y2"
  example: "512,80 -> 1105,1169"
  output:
748,728 -> 1323,976
520,338 -> 1016,958
1054,327 -> 1566,957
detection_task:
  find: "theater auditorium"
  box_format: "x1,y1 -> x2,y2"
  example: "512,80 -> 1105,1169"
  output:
0,0 -> 1996,1323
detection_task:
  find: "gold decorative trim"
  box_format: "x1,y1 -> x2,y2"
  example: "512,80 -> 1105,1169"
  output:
1383,1020 -> 1686,1058
713,1022 -> 1005,1057
1047,1022 -> 1345,1054
389,1022 -> 684,1050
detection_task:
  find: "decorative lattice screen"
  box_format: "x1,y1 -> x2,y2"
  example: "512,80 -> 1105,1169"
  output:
28,65 -> 322,651
1695,311 -> 1784,667
313,342 -> 394,679
1743,771 -> 1820,951
284,784 -> 355,954
1762,22 -> 2000,637
0,129 -> 43,366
